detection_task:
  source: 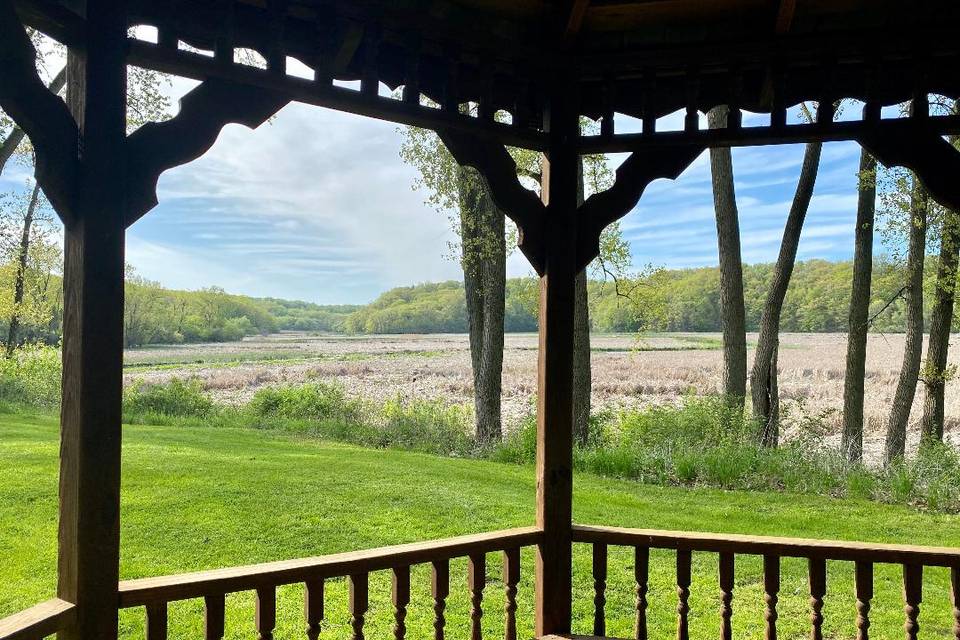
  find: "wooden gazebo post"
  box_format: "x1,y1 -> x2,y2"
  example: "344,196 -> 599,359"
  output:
57,2 -> 128,639
534,88 -> 579,638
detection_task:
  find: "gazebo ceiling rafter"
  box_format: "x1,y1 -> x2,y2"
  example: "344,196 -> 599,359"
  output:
11,0 -> 960,155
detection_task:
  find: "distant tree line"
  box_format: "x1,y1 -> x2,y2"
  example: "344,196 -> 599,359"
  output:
342,258 -> 959,335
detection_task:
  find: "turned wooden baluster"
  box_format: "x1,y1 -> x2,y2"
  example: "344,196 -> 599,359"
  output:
903,564 -> 922,640
808,558 -> 826,640
433,559 -> 450,640
763,555 -> 780,640
350,573 -> 369,640
855,562 -> 873,640
393,566 -> 411,640
719,552 -> 734,640
205,594 -> 226,640
469,554 -> 486,640
503,548 -> 520,640
635,546 -> 650,640
257,586 -> 277,640
676,549 -> 692,640
951,567 -> 960,640
146,602 -> 168,640
305,579 -> 324,640
593,542 -> 608,636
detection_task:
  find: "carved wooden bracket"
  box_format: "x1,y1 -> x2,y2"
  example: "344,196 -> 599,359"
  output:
859,127 -> 960,211
125,79 -> 290,226
576,144 -> 704,271
440,126 -> 704,276
438,128 -> 548,273
0,0 -> 79,221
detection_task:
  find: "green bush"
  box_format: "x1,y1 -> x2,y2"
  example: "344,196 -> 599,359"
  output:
377,396 -> 473,455
248,382 -> 359,423
0,343 -> 62,407
123,378 -> 215,420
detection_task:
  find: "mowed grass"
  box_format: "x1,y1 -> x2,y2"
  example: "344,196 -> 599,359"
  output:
2,412 -> 960,640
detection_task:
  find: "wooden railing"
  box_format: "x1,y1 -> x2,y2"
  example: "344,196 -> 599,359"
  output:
0,599 -> 75,640
572,524 -> 960,640
117,526 -> 542,640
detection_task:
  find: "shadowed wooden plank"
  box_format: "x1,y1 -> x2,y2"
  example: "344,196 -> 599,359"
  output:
572,525 -> 960,566
0,599 -> 76,640
432,559 -> 449,640
676,549 -> 691,640
763,555 -> 780,640
145,603 -> 167,640
350,573 -> 368,640
592,543 -> 607,636
808,558 -> 826,640
719,552 -> 734,640
855,561 -> 873,640
304,579 -> 323,640
256,586 -> 276,640
903,564 -> 922,640
204,594 -> 225,640
392,566 -> 410,640
503,548 -> 520,640
119,527 -> 541,607
634,547 -> 649,640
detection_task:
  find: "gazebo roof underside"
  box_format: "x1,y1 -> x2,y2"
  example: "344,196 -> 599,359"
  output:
15,0 -> 960,149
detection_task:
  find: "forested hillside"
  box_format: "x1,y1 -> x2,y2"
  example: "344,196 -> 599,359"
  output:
345,258 -> 959,334
1,257 -> 955,347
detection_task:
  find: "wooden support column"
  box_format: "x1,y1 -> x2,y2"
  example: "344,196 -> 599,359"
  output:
535,89 -> 579,637
57,2 -> 128,639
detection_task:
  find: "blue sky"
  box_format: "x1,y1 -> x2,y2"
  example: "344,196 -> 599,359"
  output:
0,76 -> 872,305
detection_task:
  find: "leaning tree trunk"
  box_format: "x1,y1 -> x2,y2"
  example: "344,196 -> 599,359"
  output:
841,150 -> 877,463
572,157 -> 591,445
5,182 -> 41,356
707,106 -> 747,406
750,139 -> 823,446
920,207 -> 960,445
884,182 -> 928,464
458,166 -> 506,445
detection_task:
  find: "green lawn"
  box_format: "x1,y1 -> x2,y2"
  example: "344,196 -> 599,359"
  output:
2,412 -> 959,640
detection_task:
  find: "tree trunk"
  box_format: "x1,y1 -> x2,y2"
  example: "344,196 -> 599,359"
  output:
920,208 -> 960,444
707,106 -> 747,406
840,150 -> 877,463
750,139 -> 823,446
884,182 -> 927,463
0,67 -> 66,175
458,166 -> 505,445
5,182 -> 40,355
572,157 -> 591,445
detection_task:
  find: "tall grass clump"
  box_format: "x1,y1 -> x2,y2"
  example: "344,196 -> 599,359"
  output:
248,381 -> 360,424
123,378 -> 215,423
0,343 -> 62,408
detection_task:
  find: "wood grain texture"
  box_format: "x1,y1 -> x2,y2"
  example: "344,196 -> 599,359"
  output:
145,603 -> 167,640
572,525 -> 960,566
0,599 -> 75,640
119,527 -> 540,607
534,88 -> 578,637
57,4 -> 128,640
204,594 -> 225,640
503,548 -> 520,640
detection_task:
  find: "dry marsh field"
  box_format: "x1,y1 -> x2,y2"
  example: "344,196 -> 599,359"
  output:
124,331 -> 959,464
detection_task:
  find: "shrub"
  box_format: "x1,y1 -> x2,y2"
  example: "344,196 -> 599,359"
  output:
248,382 -> 359,423
491,413 -> 537,464
123,378 -> 215,420
377,396 -> 473,455
0,343 -> 62,407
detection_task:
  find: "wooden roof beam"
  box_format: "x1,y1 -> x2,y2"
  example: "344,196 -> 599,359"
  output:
563,0 -> 591,42
775,0 -> 797,35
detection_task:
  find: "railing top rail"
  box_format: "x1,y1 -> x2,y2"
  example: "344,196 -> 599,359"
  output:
118,526 -> 542,608
0,598 -> 76,640
573,524 -> 960,566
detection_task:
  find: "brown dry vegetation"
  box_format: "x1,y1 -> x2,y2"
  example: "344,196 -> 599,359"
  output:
123,332 -> 959,464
